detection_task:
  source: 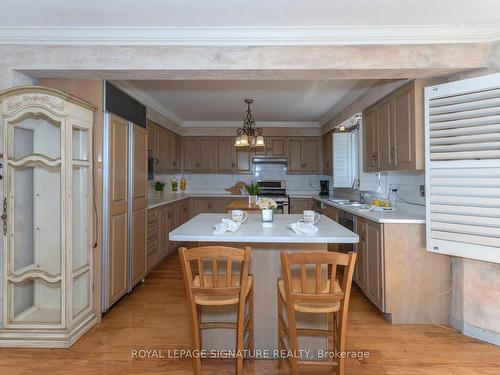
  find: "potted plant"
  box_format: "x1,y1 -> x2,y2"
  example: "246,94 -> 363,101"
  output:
245,181 -> 261,205
153,181 -> 166,199
256,198 -> 277,222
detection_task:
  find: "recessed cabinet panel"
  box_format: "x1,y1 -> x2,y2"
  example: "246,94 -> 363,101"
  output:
12,164 -> 61,276
10,278 -> 61,325
73,166 -> 90,271
72,271 -> 90,318
11,115 -> 61,161
72,127 -> 89,161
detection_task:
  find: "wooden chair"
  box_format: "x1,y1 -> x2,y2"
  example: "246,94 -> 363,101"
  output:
277,251 -> 357,375
179,246 -> 254,375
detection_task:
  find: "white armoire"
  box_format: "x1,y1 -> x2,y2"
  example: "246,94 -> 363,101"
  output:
0,86 -> 97,347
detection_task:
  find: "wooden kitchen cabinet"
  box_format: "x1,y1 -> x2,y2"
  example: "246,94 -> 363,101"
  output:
183,137 -> 215,172
289,197 -> 315,214
302,137 -> 321,173
366,220 -> 384,311
190,197 -> 238,215
216,137 -> 234,172
354,217 -> 384,310
191,197 -> 212,216
391,81 -> 424,170
179,198 -> 191,224
148,121 -> 182,173
287,138 -> 303,173
159,205 -> 169,259
354,217 -> 368,292
253,136 -> 287,157
147,208 -> 160,271
210,198 -> 233,213
363,80 -> 428,172
216,137 -> 252,173
377,97 -> 392,171
322,132 -> 333,175
363,106 -> 379,172
287,137 -> 322,174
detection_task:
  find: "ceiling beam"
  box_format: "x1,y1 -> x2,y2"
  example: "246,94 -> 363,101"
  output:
1,43 -> 491,81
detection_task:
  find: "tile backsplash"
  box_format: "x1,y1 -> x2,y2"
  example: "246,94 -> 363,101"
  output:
153,163 -> 333,195
152,163 -> 424,207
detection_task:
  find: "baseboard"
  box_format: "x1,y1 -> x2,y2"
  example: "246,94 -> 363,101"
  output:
463,323 -> 500,346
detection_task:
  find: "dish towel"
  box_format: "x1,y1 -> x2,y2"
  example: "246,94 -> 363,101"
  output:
213,218 -> 240,235
288,222 -> 319,235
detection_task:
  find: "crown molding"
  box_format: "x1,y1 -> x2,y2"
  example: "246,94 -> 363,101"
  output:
0,25 -> 499,45
182,121 -> 320,128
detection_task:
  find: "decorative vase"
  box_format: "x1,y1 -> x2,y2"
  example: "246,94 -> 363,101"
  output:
261,208 -> 273,222
155,190 -> 163,199
249,195 -> 258,205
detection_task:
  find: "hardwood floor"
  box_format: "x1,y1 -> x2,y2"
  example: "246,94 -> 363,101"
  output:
1,253 -> 499,375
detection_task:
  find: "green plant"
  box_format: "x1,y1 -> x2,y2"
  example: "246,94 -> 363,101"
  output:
245,181 -> 261,195
153,181 -> 166,192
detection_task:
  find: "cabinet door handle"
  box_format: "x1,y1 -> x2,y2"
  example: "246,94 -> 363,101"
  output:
1,197 -> 7,236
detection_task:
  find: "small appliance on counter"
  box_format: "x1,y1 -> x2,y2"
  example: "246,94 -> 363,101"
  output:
319,180 -> 330,196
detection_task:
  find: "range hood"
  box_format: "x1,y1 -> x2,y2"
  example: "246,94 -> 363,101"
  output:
252,156 -> 288,164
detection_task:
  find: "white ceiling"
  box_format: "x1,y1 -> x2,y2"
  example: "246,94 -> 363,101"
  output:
118,79 -> 375,127
2,0 -> 500,27
1,0 -> 499,45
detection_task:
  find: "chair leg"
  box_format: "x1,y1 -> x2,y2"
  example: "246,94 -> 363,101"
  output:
191,305 -> 202,375
277,284 -> 284,369
336,310 -> 347,375
236,301 -> 246,375
247,284 -> 255,354
286,307 -> 300,375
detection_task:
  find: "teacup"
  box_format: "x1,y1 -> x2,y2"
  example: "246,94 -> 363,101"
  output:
231,210 -> 248,224
303,210 -> 320,224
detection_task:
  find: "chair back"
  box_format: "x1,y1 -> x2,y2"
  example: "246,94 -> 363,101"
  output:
179,246 -> 251,303
280,251 -> 357,309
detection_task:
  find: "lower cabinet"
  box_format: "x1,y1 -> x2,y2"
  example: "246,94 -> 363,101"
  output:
323,204 -> 340,252
190,197 -> 239,215
146,198 -> 189,272
353,216 -> 384,311
147,208 -> 160,272
289,197 -> 315,214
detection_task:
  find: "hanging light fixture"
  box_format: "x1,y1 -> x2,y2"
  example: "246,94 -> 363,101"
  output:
235,99 -> 265,147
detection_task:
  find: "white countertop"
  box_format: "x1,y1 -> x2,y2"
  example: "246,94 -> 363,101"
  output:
149,192 -> 426,224
169,213 -> 359,244
314,196 -> 426,224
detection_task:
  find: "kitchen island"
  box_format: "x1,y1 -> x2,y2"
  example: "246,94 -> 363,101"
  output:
169,213 -> 358,354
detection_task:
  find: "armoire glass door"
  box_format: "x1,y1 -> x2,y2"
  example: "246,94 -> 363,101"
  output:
71,124 -> 91,319
5,112 -> 63,326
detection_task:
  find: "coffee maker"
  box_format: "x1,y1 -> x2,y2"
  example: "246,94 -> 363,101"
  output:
319,180 -> 329,196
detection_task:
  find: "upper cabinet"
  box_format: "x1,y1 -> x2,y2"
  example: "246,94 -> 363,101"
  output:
253,136 -> 287,158
287,137 -> 322,174
216,137 -> 252,173
147,121 -> 181,174
322,132 -> 333,176
183,137 -> 215,173
362,80 -> 427,172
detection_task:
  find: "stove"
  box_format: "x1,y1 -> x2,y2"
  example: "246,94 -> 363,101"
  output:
257,180 -> 289,213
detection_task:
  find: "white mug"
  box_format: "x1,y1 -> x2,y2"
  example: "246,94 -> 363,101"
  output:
303,210 -> 320,224
231,210 -> 248,224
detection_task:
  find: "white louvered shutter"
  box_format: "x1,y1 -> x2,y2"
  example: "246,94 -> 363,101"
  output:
333,132 -> 353,187
425,73 -> 500,263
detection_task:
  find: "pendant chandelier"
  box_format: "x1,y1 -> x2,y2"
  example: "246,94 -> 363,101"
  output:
235,99 -> 265,147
